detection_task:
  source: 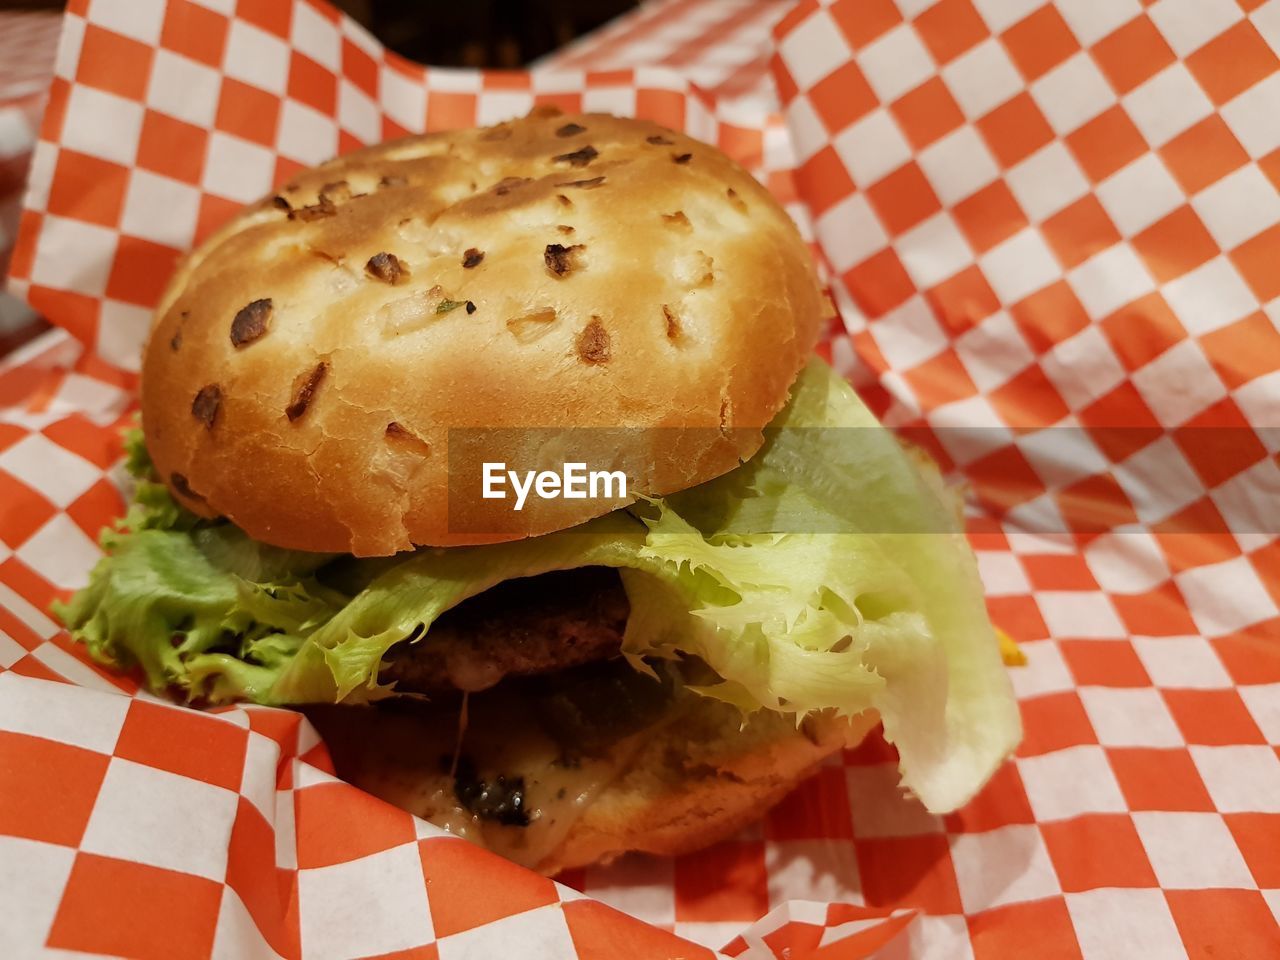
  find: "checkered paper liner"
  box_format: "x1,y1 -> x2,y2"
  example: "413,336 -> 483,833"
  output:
536,0 -> 788,110
0,11 -> 60,355
2,0 -> 1280,956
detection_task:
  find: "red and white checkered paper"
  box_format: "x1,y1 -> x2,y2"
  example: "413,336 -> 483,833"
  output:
0,11 -> 60,355
3,0 -> 1280,956
537,0 -> 788,110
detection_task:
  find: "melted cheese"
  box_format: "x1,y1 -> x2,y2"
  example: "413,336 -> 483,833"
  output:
303,688 -> 668,869
997,627 -> 1026,666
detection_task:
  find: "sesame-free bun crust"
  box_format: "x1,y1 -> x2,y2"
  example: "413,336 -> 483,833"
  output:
306,696 -> 878,875
538,706 -> 879,874
141,110 -> 827,555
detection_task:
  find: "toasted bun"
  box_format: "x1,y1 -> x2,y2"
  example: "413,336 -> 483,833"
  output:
141,110 -> 827,555
540,706 -> 879,874
306,696 -> 878,875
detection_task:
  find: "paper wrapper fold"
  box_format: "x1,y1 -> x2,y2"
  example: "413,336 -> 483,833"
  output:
2,0 -> 1279,956
0,11 -> 59,354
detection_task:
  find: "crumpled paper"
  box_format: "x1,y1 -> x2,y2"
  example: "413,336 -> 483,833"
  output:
0,10 -> 59,354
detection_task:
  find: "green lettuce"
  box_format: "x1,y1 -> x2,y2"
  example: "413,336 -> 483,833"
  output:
56,363 -> 1019,812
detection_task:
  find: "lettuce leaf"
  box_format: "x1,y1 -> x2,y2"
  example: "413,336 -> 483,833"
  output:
57,361 -> 1019,811
656,359 -> 1022,810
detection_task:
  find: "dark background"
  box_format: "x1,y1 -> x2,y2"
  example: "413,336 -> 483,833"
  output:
335,0 -> 638,67
0,0 -> 641,66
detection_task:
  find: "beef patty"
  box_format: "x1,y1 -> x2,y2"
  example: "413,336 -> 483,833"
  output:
379,567 -> 629,694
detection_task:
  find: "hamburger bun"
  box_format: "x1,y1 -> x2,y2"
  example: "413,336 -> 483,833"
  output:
306,687 -> 878,875
537,706 -> 879,874
141,110 -> 828,555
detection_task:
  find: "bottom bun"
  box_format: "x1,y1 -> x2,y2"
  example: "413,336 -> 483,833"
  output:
543,703 -> 879,875
305,678 -> 878,875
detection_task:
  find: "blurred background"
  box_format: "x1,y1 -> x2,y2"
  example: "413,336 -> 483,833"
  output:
0,0 -> 641,66
331,0 -> 639,67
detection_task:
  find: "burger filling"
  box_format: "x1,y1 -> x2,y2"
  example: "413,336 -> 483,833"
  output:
380,567 -> 629,694
304,655 -> 817,869
56,360 -> 1020,814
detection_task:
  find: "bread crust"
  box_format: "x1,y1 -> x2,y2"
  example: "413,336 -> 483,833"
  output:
539,708 -> 880,874
307,694 -> 878,875
142,110 -> 827,555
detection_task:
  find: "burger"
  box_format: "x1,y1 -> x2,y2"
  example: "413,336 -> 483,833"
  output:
57,110 -> 1020,874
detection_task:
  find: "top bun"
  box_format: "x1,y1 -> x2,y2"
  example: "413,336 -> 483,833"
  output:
141,109 -> 828,555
